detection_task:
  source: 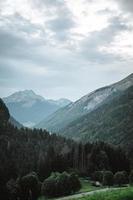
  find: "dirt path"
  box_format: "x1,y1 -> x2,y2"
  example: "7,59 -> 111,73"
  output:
55,187 -> 124,200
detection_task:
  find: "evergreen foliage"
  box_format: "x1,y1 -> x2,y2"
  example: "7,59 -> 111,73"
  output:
129,171 -> 133,185
103,171 -> 114,186
114,171 -> 128,186
41,172 -> 81,197
0,98 -> 131,199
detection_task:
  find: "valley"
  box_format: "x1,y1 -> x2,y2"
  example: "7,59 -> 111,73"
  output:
1,74 -> 133,200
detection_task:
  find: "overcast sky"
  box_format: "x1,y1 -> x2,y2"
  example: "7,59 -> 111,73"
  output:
0,0 -> 133,101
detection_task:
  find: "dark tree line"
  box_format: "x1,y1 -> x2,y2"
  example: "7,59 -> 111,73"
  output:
0,99 -> 131,199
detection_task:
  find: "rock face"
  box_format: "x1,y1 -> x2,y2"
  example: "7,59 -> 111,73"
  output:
36,73 -> 133,137
3,90 -> 71,127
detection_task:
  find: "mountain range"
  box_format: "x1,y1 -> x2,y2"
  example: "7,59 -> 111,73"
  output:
2,73 -> 133,153
36,73 -> 133,150
3,90 -> 71,127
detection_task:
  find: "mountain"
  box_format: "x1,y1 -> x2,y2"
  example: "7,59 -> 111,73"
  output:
48,98 -> 71,107
36,73 -> 133,139
62,85 -> 133,151
3,90 -> 71,127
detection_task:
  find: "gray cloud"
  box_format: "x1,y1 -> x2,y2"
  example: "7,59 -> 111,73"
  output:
47,16 -> 75,32
32,0 -> 76,41
33,0 -> 65,8
47,16 -> 75,41
78,16 -> 128,63
0,0 -> 133,100
117,0 -> 133,13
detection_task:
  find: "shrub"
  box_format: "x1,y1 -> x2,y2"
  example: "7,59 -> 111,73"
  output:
129,170 -> 133,185
122,171 -> 129,184
19,172 -> 40,200
41,171 -> 81,198
92,171 -> 103,182
57,172 -> 71,196
41,176 -> 57,197
114,171 -> 127,186
69,173 -> 81,193
103,171 -> 113,186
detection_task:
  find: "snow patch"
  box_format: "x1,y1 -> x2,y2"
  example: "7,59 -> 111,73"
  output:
84,88 -> 113,111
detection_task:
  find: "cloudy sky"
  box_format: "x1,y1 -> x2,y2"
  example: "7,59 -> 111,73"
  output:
0,0 -> 133,101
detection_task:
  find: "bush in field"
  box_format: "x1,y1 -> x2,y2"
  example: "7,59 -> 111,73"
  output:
69,173 -> 81,193
41,175 -> 57,197
92,171 -> 103,182
41,172 -> 81,198
19,172 -> 41,200
129,171 -> 133,185
41,172 -> 69,197
6,172 -> 41,200
122,171 -> 129,184
114,171 -> 127,186
57,172 -> 71,196
103,171 -> 113,186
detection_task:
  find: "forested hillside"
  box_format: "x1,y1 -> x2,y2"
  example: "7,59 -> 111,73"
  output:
36,74 -> 133,135
61,85 -> 133,154
36,75 -> 133,162
0,98 -> 130,200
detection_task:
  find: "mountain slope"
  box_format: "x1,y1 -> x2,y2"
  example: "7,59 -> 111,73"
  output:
9,116 -> 23,128
0,98 -> 23,128
36,73 -> 133,132
48,98 -> 71,107
62,85 -> 133,151
3,90 -> 71,127
0,98 -> 10,123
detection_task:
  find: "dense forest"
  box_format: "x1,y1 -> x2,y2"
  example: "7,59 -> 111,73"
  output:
0,99 -> 131,199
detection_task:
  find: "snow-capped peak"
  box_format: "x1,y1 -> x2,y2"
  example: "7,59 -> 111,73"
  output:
3,90 -> 45,104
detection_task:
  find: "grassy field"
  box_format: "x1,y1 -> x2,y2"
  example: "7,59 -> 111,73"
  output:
79,178 -> 103,193
72,187 -> 133,200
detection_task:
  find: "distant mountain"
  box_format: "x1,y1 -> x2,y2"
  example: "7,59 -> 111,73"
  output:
3,90 -> 71,127
36,74 -> 133,140
48,98 -> 71,107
